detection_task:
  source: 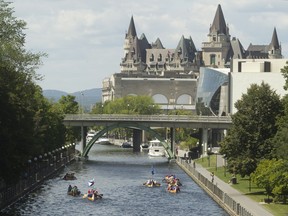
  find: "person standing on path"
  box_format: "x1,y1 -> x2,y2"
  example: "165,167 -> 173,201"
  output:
211,172 -> 214,183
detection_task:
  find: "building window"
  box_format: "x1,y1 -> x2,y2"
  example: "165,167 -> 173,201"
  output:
158,54 -> 162,61
150,54 -> 154,61
210,54 -> 216,65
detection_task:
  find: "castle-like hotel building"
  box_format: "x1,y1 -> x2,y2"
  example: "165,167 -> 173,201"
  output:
102,4 -> 284,115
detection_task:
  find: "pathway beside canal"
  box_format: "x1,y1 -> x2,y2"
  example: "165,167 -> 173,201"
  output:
177,149 -> 273,216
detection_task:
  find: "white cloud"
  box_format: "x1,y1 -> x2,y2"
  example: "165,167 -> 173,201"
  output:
10,0 -> 288,92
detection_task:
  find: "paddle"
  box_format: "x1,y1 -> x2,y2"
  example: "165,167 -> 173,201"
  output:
96,193 -> 103,199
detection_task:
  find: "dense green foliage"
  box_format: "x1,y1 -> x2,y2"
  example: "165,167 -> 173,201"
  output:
91,95 -> 161,114
0,1 -> 79,185
281,61 -> 288,91
220,82 -> 283,177
251,159 -> 288,203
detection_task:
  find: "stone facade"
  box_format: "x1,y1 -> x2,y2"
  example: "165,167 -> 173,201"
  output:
102,4 -> 282,112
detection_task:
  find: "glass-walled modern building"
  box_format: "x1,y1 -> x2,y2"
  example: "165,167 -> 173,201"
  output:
196,67 -> 229,116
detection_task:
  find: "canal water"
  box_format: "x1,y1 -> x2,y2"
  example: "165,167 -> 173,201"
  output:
2,144 -> 228,216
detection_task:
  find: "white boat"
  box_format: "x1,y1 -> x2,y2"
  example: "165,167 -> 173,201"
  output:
95,137 -> 111,145
148,139 -> 165,157
86,130 -> 97,142
140,143 -> 149,151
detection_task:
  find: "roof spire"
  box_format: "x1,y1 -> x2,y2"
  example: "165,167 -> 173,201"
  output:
127,16 -> 137,38
210,4 -> 227,35
270,27 -> 280,49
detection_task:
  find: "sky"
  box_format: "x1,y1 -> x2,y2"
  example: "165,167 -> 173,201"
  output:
11,0 -> 288,93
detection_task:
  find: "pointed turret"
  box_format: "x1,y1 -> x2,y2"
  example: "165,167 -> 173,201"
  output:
269,27 -> 280,50
175,35 -> 196,62
268,27 -> 282,59
123,16 -> 138,59
210,4 -> 228,35
202,4 -> 231,68
121,16 -> 148,73
127,16 -> 137,38
152,38 -> 165,49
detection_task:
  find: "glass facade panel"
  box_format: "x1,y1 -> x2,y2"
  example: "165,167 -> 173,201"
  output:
196,67 -> 228,115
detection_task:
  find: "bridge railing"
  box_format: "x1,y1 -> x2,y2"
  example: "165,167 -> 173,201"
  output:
64,114 -> 232,123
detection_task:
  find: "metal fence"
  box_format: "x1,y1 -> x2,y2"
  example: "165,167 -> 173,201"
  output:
0,144 -> 77,210
177,158 -> 253,216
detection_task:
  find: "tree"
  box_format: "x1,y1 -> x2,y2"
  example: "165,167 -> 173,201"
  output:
91,95 -> 160,115
55,95 -> 81,143
251,159 -> 275,198
220,82 -> 283,177
0,1 -> 47,184
271,99 -> 288,160
251,159 -> 288,203
280,61 -> 288,91
272,62 -> 288,159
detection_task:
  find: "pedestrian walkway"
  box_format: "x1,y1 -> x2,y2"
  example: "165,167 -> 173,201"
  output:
196,163 -> 273,216
176,156 -> 274,216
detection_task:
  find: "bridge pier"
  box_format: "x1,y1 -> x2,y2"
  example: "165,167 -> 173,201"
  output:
133,129 -> 141,152
201,128 -> 208,156
170,127 -> 175,154
81,126 -> 87,154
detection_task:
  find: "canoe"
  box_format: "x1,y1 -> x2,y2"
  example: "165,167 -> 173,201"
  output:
167,186 -> 180,193
83,193 -> 103,201
143,180 -> 161,187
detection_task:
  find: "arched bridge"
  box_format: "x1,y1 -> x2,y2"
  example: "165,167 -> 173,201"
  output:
63,114 -> 232,159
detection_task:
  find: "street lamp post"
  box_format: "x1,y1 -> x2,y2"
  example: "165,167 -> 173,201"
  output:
215,153 -> 218,171
127,104 -> 130,114
81,92 -> 84,114
223,156 -> 227,177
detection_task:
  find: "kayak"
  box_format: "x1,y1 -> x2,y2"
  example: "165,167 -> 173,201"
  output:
143,180 -> 161,187
83,193 -> 103,201
143,182 -> 161,187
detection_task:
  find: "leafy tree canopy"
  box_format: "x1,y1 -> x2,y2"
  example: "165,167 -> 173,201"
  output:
92,95 -> 161,115
0,1 -> 70,185
272,62 -> 288,159
251,159 -> 288,203
220,82 -> 283,177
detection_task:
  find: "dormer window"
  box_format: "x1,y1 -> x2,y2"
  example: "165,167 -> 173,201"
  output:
150,54 -> 154,61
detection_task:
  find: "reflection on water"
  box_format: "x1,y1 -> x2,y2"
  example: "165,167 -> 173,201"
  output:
2,144 -> 228,216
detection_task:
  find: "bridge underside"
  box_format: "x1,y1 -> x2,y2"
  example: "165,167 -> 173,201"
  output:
81,122 -> 175,160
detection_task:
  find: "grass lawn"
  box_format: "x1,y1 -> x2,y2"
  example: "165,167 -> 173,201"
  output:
195,155 -> 288,216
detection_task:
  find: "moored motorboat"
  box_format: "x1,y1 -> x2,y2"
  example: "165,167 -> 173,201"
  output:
140,143 -> 149,151
86,130 -> 97,143
121,142 -> 133,148
96,137 -> 111,145
148,139 -> 165,157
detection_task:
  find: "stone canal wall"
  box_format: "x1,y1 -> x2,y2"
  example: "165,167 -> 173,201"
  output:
176,158 -> 253,216
0,144 -> 77,211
